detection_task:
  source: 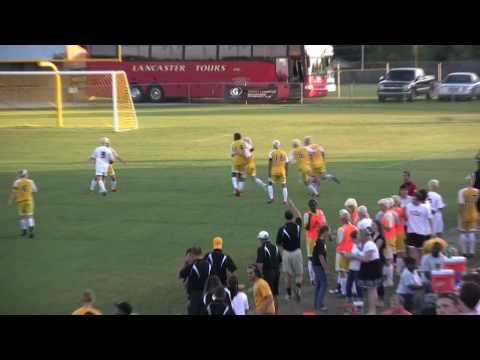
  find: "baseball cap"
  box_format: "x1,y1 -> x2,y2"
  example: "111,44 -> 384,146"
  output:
257,231 -> 269,241
213,236 -> 223,250
115,301 -> 133,315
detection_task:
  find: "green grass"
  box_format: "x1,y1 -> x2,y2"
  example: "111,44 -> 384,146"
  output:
1,98 -> 480,314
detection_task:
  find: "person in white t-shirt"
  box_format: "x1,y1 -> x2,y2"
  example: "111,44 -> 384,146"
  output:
419,241 -> 448,284
346,230 -> 362,303
228,275 -> 249,315
89,137 -> 115,196
357,206 -> 373,232
396,257 -> 423,313
399,184 -> 413,208
405,190 -> 434,265
427,180 -> 446,237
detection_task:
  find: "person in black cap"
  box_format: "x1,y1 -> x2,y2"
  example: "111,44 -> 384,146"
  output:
114,302 -> 133,315
256,230 -> 282,314
179,246 -> 212,315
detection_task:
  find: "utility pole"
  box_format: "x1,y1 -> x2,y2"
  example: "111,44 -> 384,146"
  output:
361,45 -> 365,71
413,45 -> 419,67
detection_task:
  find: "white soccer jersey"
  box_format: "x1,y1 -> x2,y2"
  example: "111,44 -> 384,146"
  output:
91,146 -> 115,175
244,142 -> 253,159
400,196 -> 413,208
428,191 -> 445,233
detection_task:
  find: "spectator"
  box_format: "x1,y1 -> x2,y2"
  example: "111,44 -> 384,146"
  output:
203,275 -> 232,312
427,180 -> 446,238
436,293 -> 463,315
402,170 -> 417,197
344,198 -> 359,225
72,289 -> 102,315
247,264 -> 275,315
459,282 -> 480,315
405,189 -> 434,265
473,158 -> 480,213
371,220 -> 387,307
346,228 -> 383,315
178,246 -> 211,315
333,209 -> 357,297
114,301 -> 134,315
228,275 -> 249,315
420,241 -> 448,283
256,230 -> 281,314
462,272 -> 480,314
356,205 -> 372,231
312,225 -> 331,313
399,184 -> 413,208
276,199 -> 304,302
458,175 -> 479,259
392,195 -> 407,275
303,199 -> 327,285
396,257 -> 423,313
378,198 -> 395,288
346,230 -> 363,304
205,287 -> 235,316
382,295 -> 412,315
204,236 -> 237,286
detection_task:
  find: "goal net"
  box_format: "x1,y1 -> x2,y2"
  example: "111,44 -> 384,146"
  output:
0,71 -> 138,131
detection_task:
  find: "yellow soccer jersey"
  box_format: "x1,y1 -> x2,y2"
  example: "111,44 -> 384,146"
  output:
231,140 -> 247,167
459,187 -> 479,221
292,146 -> 311,168
13,178 -> 37,204
269,149 -> 288,176
309,144 -> 326,169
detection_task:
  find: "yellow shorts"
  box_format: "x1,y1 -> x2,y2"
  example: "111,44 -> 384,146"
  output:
108,164 -> 116,176
298,165 -> 313,183
460,220 -> 477,232
270,174 -> 287,185
335,253 -> 350,272
312,166 -> 327,175
246,163 -> 256,177
395,232 -> 406,253
18,202 -> 34,216
383,244 -> 394,260
232,163 -> 247,174
306,235 -> 316,258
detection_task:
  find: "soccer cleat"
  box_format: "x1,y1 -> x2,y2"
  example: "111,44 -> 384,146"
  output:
294,288 -> 302,302
111,189 -> 117,192
267,199 -> 274,204
332,176 -> 341,184
284,294 -> 291,302
329,289 -> 339,294
101,192 -> 107,197
21,230 -> 27,237
29,233 -> 34,239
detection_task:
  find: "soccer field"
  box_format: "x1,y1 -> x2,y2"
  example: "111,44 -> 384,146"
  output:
1,98 -> 479,315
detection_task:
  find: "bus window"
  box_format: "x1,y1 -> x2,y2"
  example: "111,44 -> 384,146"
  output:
89,45 -> 118,59
252,45 -> 287,58
218,45 -> 251,59
276,58 -> 288,81
122,45 -> 149,61
151,45 -> 183,60
184,46 -> 217,60
288,45 -> 302,58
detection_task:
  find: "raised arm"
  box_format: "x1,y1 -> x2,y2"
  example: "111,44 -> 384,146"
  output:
287,199 -> 301,219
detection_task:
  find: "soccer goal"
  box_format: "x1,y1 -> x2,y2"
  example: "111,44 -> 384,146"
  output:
0,71 -> 138,131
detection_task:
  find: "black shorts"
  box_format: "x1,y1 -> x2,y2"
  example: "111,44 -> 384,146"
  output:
263,270 -> 280,296
406,233 -> 430,249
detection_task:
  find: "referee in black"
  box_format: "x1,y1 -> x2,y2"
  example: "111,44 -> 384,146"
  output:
256,230 -> 282,314
179,246 -> 211,315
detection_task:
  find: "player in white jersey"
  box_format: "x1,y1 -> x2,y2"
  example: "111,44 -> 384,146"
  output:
427,179 -> 446,237
89,137 -> 115,196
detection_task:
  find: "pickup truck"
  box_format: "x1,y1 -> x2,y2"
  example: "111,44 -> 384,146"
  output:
377,68 -> 436,102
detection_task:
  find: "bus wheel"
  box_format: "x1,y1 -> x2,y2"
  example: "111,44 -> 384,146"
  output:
148,85 -> 164,103
130,86 -> 144,103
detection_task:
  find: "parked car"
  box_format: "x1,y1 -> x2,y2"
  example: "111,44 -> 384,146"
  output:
377,68 -> 436,102
438,72 -> 480,101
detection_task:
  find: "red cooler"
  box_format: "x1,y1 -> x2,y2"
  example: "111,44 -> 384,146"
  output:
444,256 -> 467,273
431,269 -> 455,293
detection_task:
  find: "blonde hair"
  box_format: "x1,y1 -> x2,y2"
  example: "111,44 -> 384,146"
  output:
428,179 -> 439,189
292,139 -> 301,148
344,198 -> 358,209
358,205 -> 369,216
339,209 -> 351,220
391,195 -> 401,207
272,140 -> 281,149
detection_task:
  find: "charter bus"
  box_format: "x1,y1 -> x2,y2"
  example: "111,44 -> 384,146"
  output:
81,45 -> 336,102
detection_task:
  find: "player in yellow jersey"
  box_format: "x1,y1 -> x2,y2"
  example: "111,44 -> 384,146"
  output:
458,175 -> 479,258
267,140 -> 289,204
8,169 -> 38,238
231,133 -> 248,197
243,137 -> 267,192
304,136 -> 340,192
289,139 -> 319,197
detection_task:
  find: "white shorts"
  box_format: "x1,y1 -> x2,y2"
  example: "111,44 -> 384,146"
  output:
95,165 -> 109,177
432,213 -> 444,234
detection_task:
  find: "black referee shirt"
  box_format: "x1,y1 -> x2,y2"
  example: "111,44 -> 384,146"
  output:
179,259 -> 211,294
256,241 -> 282,272
204,250 -> 237,285
276,217 -> 302,252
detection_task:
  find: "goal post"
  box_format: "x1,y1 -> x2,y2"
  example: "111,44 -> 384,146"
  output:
0,70 -> 138,131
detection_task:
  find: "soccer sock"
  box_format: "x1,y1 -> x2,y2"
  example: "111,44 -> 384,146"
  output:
90,180 -> 96,191
98,180 -> 106,193
282,187 -> 288,203
308,183 -> 319,196
238,181 -> 245,192
308,259 -> 315,283
384,264 -> 394,286
467,232 -> 476,255
232,177 -> 238,190
27,217 -> 35,228
111,180 -> 117,190
255,177 -> 266,189
286,288 -> 292,297
396,257 -> 405,275
267,185 -> 274,200
459,233 -> 468,255
323,174 -> 334,181
19,219 -> 27,230
339,277 -> 347,296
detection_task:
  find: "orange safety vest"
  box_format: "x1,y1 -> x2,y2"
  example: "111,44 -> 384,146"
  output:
393,207 -> 406,235
350,209 -> 359,225
336,223 -> 357,253
382,210 -> 396,241
306,209 -> 326,240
